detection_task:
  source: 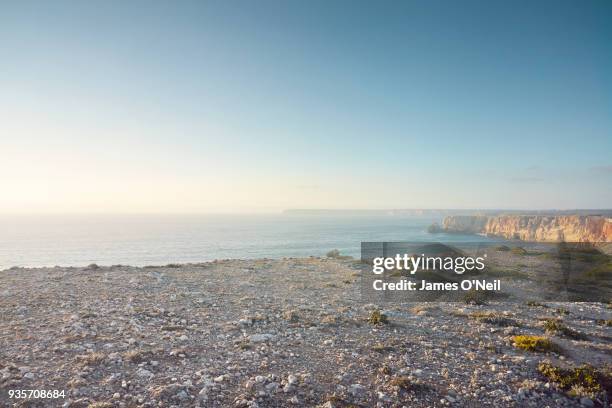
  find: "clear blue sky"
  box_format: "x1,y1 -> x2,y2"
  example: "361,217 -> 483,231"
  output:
1,0 -> 610,212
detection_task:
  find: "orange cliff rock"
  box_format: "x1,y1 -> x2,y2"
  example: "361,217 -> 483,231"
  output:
442,215 -> 612,242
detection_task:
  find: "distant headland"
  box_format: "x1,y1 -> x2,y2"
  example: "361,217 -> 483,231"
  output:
284,209 -> 612,217
440,214 -> 612,243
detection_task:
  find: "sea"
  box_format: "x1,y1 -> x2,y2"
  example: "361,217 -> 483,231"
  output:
0,214 -> 500,270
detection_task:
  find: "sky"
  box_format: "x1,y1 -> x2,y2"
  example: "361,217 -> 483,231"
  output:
1,0 -> 611,213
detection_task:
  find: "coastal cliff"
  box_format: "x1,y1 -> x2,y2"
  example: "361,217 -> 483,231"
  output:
442,215 -> 612,242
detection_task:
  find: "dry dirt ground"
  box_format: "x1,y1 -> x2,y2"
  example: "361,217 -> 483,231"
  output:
0,258 -> 610,407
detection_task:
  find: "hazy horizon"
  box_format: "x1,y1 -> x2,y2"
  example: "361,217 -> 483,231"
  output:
1,207 -> 611,216
2,1 -> 611,213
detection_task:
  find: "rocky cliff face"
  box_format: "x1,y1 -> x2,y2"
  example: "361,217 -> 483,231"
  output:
442,215 -> 612,242
442,215 -> 489,234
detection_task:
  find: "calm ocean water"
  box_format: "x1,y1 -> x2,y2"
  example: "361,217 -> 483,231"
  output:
0,214 -> 497,269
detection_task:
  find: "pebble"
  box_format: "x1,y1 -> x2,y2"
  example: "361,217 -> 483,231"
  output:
250,333 -> 274,343
580,397 -> 594,407
136,368 -> 154,379
349,383 -> 366,397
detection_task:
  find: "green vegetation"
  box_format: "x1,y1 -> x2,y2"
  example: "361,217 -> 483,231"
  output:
463,289 -> 487,305
512,335 -> 559,353
596,319 -> 612,327
538,362 -> 609,398
542,319 -> 587,340
526,301 -> 548,308
555,308 -> 570,315
470,312 -> 518,327
237,340 -> 251,350
584,260 -> 612,279
326,249 -> 341,258
494,245 -> 511,251
368,309 -> 389,325
511,246 -> 528,255
389,268 -> 405,277
326,249 -> 352,260
562,245 -> 608,262
543,244 -> 609,264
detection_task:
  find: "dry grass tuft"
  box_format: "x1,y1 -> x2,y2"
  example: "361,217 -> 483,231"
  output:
88,402 -> 114,408
77,352 -> 105,366
388,376 -> 432,393
470,312 -> 518,327
123,349 -> 149,363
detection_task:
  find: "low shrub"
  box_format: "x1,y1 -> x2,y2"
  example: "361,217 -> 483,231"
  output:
326,249 -> 341,258
538,361 -> 609,398
512,335 -> 559,353
470,312 -> 518,327
368,309 -> 388,325
542,319 -> 587,340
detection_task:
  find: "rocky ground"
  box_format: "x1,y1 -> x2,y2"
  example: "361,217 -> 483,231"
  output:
0,258 -> 610,407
